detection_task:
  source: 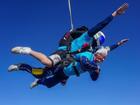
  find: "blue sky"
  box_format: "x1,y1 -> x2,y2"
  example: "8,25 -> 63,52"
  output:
0,0 -> 140,105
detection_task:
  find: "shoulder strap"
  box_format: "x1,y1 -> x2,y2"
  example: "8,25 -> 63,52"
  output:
72,62 -> 80,77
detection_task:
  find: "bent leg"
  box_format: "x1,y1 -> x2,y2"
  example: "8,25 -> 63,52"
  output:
11,46 -> 61,68
30,50 -> 53,67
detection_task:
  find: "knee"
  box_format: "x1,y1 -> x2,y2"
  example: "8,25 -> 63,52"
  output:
41,59 -> 53,67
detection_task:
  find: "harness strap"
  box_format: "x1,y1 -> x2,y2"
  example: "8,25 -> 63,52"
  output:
72,62 -> 80,77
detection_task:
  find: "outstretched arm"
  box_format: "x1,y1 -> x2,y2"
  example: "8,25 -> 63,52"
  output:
69,3 -> 128,52
88,3 -> 129,37
107,38 -> 129,51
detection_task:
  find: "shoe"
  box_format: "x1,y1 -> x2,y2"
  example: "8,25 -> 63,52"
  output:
30,79 -> 39,89
11,47 -> 32,54
8,64 -> 19,72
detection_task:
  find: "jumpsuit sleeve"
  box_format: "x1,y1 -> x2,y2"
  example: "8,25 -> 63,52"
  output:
106,43 -> 120,52
89,68 -> 100,81
88,15 -> 114,37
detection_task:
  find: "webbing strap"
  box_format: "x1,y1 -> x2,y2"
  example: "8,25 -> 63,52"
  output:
72,62 -> 80,77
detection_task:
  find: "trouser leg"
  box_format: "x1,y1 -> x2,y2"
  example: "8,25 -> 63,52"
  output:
38,76 -> 60,88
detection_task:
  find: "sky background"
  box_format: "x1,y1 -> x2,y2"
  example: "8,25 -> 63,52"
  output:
0,0 -> 140,105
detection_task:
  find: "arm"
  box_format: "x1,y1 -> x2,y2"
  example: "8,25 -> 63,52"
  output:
70,3 -> 128,51
106,38 -> 129,51
89,68 -> 100,81
74,53 -> 100,80
88,3 -> 129,37
88,15 -> 113,37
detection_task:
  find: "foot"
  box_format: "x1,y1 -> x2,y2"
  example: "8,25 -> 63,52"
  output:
30,79 -> 39,89
8,64 -> 19,72
11,47 -> 32,54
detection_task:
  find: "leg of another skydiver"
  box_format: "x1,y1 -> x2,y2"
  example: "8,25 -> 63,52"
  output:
30,50 -> 53,67
30,67 -> 69,88
8,63 -> 32,73
30,50 -> 62,68
30,76 -> 60,88
11,47 -> 61,67
8,63 -> 47,79
41,76 -> 60,88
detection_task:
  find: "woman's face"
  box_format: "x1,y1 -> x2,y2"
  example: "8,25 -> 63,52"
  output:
94,53 -> 106,63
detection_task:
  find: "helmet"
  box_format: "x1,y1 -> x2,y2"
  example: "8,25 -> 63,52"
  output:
94,31 -> 105,46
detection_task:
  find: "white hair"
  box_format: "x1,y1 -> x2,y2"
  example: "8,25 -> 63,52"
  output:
95,46 -> 110,57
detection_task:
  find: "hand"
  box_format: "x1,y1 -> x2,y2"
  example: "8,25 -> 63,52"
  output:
112,3 -> 129,17
118,38 -> 129,46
